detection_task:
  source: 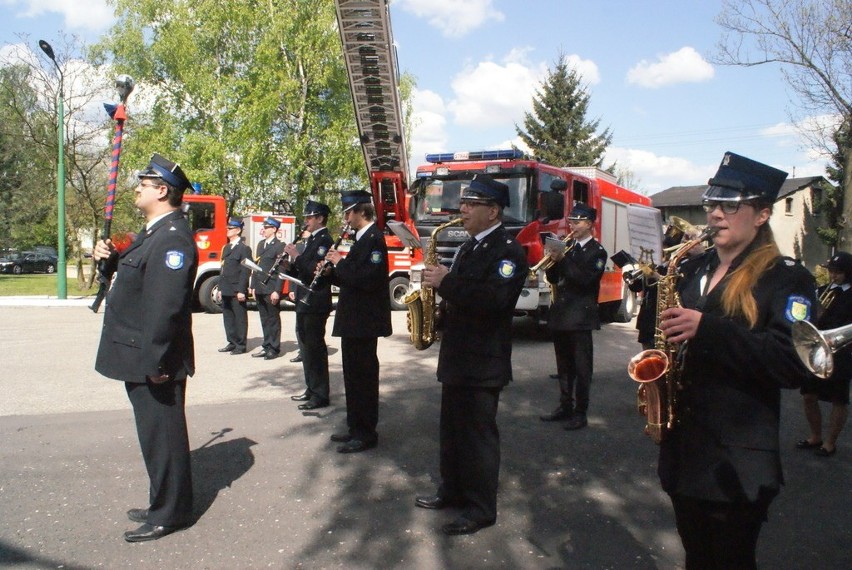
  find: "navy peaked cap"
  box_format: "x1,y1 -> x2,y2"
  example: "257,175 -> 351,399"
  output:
460,174 -> 510,208
341,190 -> 372,212
304,200 -> 330,218
567,203 -> 597,222
138,153 -> 191,192
703,151 -> 788,202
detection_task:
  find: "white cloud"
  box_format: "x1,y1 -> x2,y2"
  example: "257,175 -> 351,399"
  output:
604,147 -> 712,195
626,47 -> 714,89
394,0 -> 504,38
5,0 -> 114,32
408,88 -> 449,171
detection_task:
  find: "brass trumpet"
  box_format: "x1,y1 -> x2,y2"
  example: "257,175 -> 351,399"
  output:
529,231 -> 574,276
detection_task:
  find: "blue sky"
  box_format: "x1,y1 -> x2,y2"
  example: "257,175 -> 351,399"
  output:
0,0 -> 833,194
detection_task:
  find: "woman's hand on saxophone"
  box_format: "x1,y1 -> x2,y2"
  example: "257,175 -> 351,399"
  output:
423,264 -> 449,289
659,307 -> 703,343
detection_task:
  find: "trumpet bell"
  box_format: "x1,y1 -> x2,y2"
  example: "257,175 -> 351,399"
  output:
792,320 -> 852,379
627,349 -> 669,383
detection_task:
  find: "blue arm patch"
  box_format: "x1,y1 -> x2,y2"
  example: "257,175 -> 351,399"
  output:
785,295 -> 811,322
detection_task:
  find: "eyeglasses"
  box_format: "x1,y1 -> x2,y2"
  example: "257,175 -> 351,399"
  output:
138,182 -> 163,190
702,200 -> 754,214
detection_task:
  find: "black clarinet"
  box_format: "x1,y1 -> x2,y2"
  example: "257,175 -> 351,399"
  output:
261,224 -> 306,285
300,223 -> 351,306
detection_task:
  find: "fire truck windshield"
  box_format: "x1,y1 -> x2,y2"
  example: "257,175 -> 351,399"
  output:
411,176 -> 530,224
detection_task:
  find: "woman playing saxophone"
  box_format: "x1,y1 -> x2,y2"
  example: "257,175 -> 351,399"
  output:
652,152 -> 816,569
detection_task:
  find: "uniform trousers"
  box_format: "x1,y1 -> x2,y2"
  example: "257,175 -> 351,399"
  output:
256,294 -> 281,354
125,379 -> 193,527
438,384 -> 501,524
340,336 -> 380,441
552,330 -> 594,413
671,493 -> 770,570
221,295 -> 248,351
296,312 -> 330,402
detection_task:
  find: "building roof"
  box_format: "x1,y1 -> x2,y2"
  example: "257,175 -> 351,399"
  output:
651,176 -> 831,208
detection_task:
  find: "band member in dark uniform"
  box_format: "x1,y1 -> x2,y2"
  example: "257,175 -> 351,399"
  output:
657,152 -> 816,569
798,251 -> 852,457
285,200 -> 334,410
539,203 -> 607,430
415,174 -> 528,536
250,217 -> 285,360
93,153 -> 197,542
324,191 -> 392,453
217,217 -> 251,355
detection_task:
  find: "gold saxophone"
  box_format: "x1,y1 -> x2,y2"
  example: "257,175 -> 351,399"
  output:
626,225 -> 718,443
404,218 -> 464,350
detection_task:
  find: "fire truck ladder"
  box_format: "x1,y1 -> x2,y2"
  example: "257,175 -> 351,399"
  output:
334,0 -> 409,226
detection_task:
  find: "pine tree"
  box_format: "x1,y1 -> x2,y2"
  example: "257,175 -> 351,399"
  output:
516,53 -> 612,167
816,121 -> 850,249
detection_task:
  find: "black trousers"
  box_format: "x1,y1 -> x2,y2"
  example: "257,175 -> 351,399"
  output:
221,295 -> 247,350
552,330 -> 594,413
256,294 -> 281,354
438,384 -> 502,524
671,494 -> 771,570
340,336 -> 379,441
296,312 -> 330,402
125,379 -> 193,527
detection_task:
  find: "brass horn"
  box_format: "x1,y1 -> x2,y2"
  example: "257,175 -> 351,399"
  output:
792,320 -> 852,379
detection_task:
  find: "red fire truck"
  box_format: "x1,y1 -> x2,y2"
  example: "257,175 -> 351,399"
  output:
408,149 -> 652,323
182,193 -> 296,313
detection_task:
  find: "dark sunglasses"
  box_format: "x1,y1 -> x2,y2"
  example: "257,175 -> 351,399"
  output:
702,200 -> 755,215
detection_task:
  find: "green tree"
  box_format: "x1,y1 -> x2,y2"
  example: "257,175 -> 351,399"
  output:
716,0 -> 852,249
816,123 -> 849,248
515,52 -> 612,167
92,0 -> 365,216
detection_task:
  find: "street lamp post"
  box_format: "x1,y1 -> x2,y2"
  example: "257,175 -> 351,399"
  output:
38,39 -> 66,299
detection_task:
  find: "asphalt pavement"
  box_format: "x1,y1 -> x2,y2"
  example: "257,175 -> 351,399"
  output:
0,302 -> 849,569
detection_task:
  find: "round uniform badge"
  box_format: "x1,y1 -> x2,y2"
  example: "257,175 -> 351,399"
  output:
785,294 -> 811,322
370,251 -> 383,264
165,250 -> 185,270
498,260 -> 516,278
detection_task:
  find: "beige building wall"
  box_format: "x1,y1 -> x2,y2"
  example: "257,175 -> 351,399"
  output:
770,185 -> 831,272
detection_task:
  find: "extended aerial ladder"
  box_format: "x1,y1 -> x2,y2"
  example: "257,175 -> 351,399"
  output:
334,0 -> 410,230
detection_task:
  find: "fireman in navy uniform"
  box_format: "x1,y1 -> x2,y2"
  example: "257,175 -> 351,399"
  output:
324,191 -> 392,452
540,203 -> 607,430
415,174 -> 528,536
250,217 -> 285,360
285,200 -> 334,410
93,153 -> 198,542
657,152 -> 816,569
217,217 -> 252,355
797,251 -> 852,457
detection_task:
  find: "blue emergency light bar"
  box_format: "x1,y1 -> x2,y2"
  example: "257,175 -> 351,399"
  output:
425,149 -> 526,163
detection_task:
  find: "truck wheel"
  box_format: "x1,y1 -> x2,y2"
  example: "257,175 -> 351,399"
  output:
388,276 -> 410,311
198,275 -> 223,314
613,285 -> 637,323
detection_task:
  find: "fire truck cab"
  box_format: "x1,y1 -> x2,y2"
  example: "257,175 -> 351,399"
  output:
408,150 -> 651,323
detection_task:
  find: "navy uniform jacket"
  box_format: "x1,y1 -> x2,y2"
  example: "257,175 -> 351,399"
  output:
802,283 -> 852,392
218,240 -> 251,297
546,238 -> 607,331
289,227 -> 334,314
251,237 -> 284,295
95,210 -> 198,383
659,244 -> 816,503
436,225 -> 528,388
331,223 -> 392,338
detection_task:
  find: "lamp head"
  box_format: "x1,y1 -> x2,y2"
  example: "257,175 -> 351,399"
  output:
38,40 -> 56,61
115,75 -> 135,102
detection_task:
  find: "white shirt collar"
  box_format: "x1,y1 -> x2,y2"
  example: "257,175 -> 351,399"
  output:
356,222 -> 375,241
473,222 -> 500,243
145,211 -> 172,231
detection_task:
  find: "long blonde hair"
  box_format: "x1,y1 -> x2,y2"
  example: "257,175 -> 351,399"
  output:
720,222 -> 779,328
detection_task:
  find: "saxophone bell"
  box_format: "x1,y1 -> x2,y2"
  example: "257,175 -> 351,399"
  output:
628,349 -> 669,383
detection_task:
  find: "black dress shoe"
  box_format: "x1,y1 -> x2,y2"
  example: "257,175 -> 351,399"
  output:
540,406 -> 573,422
330,432 -> 352,443
549,373 -> 560,379
123,523 -> 180,543
251,350 -> 268,358
298,400 -> 329,410
815,446 -> 837,457
795,439 -> 823,449
289,355 -> 303,363
337,438 -> 377,453
441,516 -> 495,536
415,495 -> 454,510
291,392 -> 311,402
264,351 -> 280,360
564,414 -> 588,430
218,344 -> 236,353
230,348 -> 246,355
127,508 -> 148,523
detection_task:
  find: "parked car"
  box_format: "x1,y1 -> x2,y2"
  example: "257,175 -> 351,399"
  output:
0,251 -> 58,275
